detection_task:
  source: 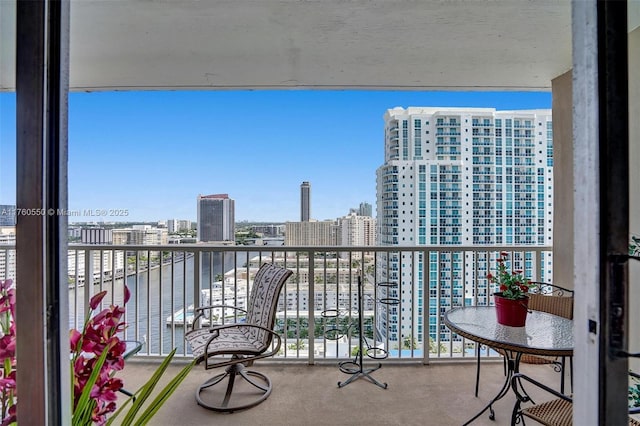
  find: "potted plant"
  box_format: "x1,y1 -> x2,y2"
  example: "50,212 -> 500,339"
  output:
487,252 -> 536,327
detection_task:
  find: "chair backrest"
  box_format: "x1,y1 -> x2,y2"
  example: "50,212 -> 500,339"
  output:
529,283 -> 574,319
244,263 -> 293,348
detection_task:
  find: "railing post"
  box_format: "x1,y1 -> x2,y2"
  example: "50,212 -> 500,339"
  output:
307,249 -> 314,364
194,251 -> 201,314
422,248 -> 430,365
84,249 -> 93,309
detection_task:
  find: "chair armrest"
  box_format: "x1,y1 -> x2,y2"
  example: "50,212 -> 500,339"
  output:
511,373 -> 573,404
529,282 -> 574,296
190,304 -> 248,331
203,323 -> 282,370
195,304 -> 247,315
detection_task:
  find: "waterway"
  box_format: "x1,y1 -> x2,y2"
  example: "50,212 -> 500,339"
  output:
69,251 -> 250,355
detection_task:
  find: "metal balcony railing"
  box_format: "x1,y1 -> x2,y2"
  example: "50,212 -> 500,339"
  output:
0,244 -> 552,365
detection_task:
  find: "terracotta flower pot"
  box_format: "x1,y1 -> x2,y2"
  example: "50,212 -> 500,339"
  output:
493,292 -> 529,327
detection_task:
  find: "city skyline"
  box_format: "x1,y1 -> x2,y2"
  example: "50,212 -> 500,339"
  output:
0,90 -> 551,222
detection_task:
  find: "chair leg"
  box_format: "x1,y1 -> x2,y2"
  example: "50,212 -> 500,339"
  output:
475,344 -> 481,397
560,356 -> 566,394
196,363 -> 273,413
118,387 -> 136,402
569,356 -> 573,393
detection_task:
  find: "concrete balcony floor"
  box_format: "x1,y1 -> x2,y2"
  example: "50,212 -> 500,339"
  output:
115,359 -> 567,426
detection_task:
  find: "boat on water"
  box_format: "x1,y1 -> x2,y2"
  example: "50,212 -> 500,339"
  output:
166,305 -> 208,328
166,284 -> 248,327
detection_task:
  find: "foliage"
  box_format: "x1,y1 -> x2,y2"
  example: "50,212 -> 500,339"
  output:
71,287 -> 192,425
70,288 -> 130,425
0,279 -> 16,426
487,252 -> 536,300
402,335 -> 418,350
106,349 -> 194,426
428,337 -> 447,354
0,278 -> 189,426
631,374 -> 640,409
630,235 -> 640,257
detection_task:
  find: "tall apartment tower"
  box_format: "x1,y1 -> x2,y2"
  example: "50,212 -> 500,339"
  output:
0,205 -> 16,226
339,212 -> 376,246
300,181 -> 311,222
375,107 -> 553,345
197,194 -> 235,242
358,202 -> 373,217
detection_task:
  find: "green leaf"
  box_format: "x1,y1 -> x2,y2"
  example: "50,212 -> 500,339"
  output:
133,360 -> 195,425
109,348 -> 194,426
72,346 -> 111,426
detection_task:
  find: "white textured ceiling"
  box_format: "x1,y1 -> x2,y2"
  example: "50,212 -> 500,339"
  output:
1,0 -> 577,92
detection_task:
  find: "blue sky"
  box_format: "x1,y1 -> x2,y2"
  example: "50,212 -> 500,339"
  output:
0,90 -> 551,223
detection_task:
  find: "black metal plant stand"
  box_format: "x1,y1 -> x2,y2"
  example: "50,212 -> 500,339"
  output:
323,274 -> 398,390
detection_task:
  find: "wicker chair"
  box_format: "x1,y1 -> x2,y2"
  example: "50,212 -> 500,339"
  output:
510,372 -> 640,426
184,263 -> 292,412
475,283 -> 574,397
521,283 -> 574,393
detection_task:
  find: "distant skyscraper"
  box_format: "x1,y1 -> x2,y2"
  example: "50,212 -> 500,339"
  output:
81,228 -> 113,244
0,227 -> 16,281
339,212 -> 376,246
358,202 -> 373,217
0,205 -> 16,226
300,181 -> 311,222
197,194 -> 235,242
285,220 -> 338,246
376,106 -> 553,344
167,219 -> 192,233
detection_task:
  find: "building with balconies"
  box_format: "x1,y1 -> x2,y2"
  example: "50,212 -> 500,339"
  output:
376,107 -> 553,344
285,220 -> 339,246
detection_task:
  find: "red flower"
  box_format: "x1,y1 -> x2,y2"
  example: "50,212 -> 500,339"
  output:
71,286 -> 131,423
488,253 -> 535,300
89,290 -> 108,310
0,335 -> 16,361
0,279 -> 17,425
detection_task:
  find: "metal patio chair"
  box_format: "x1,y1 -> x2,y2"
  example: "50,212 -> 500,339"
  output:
184,262 -> 292,412
510,372 -> 640,426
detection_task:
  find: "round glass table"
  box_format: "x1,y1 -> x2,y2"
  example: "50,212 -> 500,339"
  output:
444,306 -> 573,425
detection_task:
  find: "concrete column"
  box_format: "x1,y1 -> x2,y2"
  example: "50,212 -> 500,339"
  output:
551,70 -> 574,289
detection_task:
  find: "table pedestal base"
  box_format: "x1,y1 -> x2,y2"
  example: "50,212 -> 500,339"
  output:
463,351 -> 522,425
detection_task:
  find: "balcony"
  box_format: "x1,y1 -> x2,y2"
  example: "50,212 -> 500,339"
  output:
3,1 -> 638,424
64,243 -> 565,425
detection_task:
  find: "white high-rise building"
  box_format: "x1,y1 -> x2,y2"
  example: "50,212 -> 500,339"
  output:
339,212 -> 376,246
112,225 -> 168,245
0,227 -> 16,281
285,220 -> 338,246
376,107 -> 553,344
168,219 -> 192,234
